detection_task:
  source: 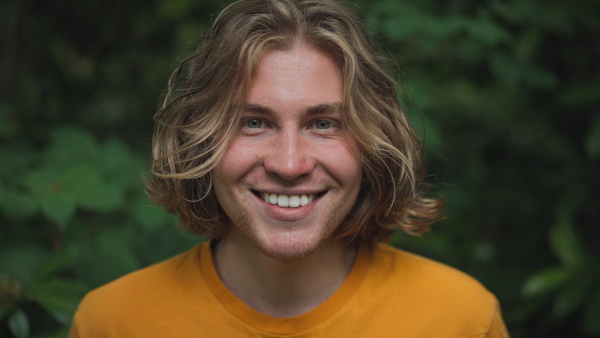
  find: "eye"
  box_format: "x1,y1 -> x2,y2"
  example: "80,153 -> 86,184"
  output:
244,118 -> 267,129
314,120 -> 333,129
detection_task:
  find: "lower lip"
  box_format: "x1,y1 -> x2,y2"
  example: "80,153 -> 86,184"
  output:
255,193 -> 322,222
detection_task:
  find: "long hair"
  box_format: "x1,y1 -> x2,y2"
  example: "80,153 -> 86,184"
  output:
146,0 -> 444,241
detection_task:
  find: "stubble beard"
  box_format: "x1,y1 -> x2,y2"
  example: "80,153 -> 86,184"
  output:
230,203 -> 345,261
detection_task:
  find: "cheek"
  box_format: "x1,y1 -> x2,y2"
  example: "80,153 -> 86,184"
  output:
212,146 -> 250,211
321,140 -> 363,186
342,156 -> 363,189
213,138 -> 260,186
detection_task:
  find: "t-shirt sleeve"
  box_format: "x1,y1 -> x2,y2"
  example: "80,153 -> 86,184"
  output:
67,297 -> 108,337
68,314 -> 81,338
486,300 -> 510,338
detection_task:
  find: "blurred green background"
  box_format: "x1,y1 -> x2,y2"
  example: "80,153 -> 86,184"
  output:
1,0 -> 599,337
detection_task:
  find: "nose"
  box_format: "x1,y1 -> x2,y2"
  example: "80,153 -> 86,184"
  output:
264,130 -> 315,180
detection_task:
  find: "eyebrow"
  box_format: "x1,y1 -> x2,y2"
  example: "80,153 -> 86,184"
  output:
243,102 -> 342,116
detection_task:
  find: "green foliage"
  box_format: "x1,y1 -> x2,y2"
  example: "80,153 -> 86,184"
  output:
0,122 -> 200,336
367,0 -> 599,336
7,309 -> 29,338
1,0 -> 598,336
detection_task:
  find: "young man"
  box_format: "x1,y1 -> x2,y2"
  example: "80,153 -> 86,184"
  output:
70,0 -> 509,336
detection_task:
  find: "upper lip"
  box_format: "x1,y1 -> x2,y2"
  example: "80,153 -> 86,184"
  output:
252,189 -> 326,196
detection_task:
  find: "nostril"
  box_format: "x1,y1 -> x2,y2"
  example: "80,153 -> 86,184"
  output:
263,157 -> 314,180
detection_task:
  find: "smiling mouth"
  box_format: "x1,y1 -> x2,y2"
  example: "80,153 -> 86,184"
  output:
253,191 -> 324,208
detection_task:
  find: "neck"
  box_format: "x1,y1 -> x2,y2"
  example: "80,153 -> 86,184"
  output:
212,231 -> 358,318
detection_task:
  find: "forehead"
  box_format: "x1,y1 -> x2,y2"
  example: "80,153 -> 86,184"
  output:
246,43 -> 344,110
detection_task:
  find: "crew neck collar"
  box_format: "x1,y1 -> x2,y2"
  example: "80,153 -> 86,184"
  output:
199,240 -> 372,335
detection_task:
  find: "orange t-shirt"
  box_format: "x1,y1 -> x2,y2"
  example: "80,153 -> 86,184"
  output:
70,241 -> 509,337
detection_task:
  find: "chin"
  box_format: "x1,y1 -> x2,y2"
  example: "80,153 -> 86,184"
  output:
251,231 -> 330,261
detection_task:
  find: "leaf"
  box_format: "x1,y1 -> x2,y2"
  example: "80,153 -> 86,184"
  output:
132,198 -> 172,230
29,279 -> 87,325
43,126 -> 100,166
137,224 -> 200,266
522,266 -> 570,298
25,165 -> 79,227
96,229 -> 141,273
464,18 -> 511,46
59,162 -> 99,187
368,2 -> 422,41
157,0 -> 195,20
7,308 -> 30,338
515,28 -> 541,63
101,137 -> 135,172
59,163 -> 124,212
33,292 -> 78,325
425,16 -> 465,40
0,142 -> 35,176
549,211 -> 586,271
0,244 -> 48,288
101,137 -> 144,190
421,117 -> 443,152
25,167 -> 59,198
490,54 -> 522,86
41,189 -> 76,229
0,190 -> 38,219
75,228 -> 141,286
75,180 -> 123,212
553,277 -> 592,318
33,250 -> 77,281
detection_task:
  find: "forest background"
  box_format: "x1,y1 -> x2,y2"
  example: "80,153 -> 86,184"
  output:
1,0 -> 599,337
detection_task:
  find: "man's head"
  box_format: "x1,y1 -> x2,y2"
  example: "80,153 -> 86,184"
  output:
147,0 -> 443,243
211,41 -> 363,259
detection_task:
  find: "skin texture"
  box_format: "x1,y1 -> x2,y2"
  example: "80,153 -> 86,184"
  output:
211,42 -> 362,317
213,42 -> 362,260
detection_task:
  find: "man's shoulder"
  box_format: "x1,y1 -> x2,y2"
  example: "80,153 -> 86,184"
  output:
75,243 -> 204,317
356,242 -> 507,337
370,242 -> 497,307
374,242 -> 488,283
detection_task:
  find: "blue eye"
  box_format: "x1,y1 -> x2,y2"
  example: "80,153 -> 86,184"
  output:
245,118 -> 265,128
314,120 -> 332,129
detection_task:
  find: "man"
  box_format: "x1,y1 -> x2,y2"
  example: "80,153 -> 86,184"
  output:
70,0 -> 509,336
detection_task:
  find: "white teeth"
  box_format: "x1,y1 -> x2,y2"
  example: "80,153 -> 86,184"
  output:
300,194 -> 309,206
261,193 -> 316,208
289,195 -> 300,207
278,195 -> 289,207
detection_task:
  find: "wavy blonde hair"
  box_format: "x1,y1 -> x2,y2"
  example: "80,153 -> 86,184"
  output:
146,0 -> 444,242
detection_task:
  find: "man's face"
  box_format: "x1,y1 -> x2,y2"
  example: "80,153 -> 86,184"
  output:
212,43 -> 362,260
